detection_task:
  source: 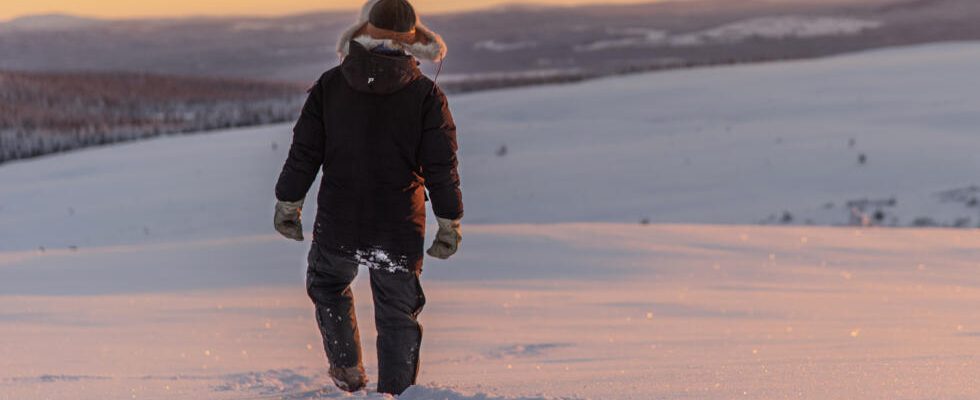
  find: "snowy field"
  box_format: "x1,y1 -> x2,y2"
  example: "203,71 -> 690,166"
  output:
3,42 -> 980,399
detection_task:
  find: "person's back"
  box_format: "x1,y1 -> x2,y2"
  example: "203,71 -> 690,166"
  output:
272,0 -> 463,394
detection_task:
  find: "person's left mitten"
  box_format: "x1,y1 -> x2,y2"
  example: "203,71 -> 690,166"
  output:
427,217 -> 461,259
274,199 -> 305,241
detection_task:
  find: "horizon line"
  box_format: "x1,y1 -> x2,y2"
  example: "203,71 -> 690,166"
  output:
0,0 -> 679,24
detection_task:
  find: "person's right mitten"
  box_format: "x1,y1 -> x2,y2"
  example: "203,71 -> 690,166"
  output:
274,199 -> 305,241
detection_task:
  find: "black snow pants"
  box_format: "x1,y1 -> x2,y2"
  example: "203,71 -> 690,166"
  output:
305,244 -> 426,395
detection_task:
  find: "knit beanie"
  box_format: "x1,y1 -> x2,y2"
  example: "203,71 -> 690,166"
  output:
369,0 -> 417,33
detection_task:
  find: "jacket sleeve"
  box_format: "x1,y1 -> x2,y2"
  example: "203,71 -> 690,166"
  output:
420,85 -> 464,220
275,81 -> 326,202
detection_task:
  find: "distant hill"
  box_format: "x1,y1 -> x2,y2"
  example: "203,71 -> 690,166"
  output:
0,71 -> 305,164
0,13 -> 102,32
6,0 -> 980,164
3,0 -> 980,82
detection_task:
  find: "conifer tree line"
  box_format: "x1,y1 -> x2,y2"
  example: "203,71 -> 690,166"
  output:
0,71 -> 306,164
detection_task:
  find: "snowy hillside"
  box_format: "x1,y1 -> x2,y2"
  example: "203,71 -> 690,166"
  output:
8,0 -> 980,82
2,43 -> 980,399
576,16 -> 884,51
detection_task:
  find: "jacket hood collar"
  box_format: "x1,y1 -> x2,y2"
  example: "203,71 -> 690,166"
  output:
336,0 -> 447,62
341,40 -> 421,95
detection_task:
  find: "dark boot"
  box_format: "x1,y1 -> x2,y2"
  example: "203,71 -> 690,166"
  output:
306,246 -> 366,391
329,365 -> 367,392
370,267 -> 426,395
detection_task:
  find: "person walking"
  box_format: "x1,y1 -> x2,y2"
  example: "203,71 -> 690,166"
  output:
272,0 -> 463,394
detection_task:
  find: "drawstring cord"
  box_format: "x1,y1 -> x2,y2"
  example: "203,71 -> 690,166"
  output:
430,57 -> 445,96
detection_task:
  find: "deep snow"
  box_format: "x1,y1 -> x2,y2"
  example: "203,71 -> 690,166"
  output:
3,42 -> 980,399
4,225 -> 980,399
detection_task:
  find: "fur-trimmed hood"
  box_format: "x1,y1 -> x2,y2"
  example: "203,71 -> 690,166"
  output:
336,0 -> 447,62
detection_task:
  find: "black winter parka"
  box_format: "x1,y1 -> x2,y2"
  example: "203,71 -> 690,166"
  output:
275,41 -> 463,272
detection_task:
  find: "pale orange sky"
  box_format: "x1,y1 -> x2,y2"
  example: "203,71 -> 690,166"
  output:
0,0 -> 664,21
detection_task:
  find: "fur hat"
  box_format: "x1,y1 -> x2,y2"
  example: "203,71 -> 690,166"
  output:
336,0 -> 447,62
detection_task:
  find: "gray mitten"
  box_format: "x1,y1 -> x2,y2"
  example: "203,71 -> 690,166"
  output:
427,217 -> 461,260
274,199 -> 305,241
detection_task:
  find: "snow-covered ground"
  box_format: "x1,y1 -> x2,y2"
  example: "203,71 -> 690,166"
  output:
3,42 -> 980,399
458,42 -> 980,228
5,224 -> 980,399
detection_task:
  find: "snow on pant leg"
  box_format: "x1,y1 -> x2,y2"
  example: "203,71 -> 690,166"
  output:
369,267 -> 426,395
306,246 -> 364,370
